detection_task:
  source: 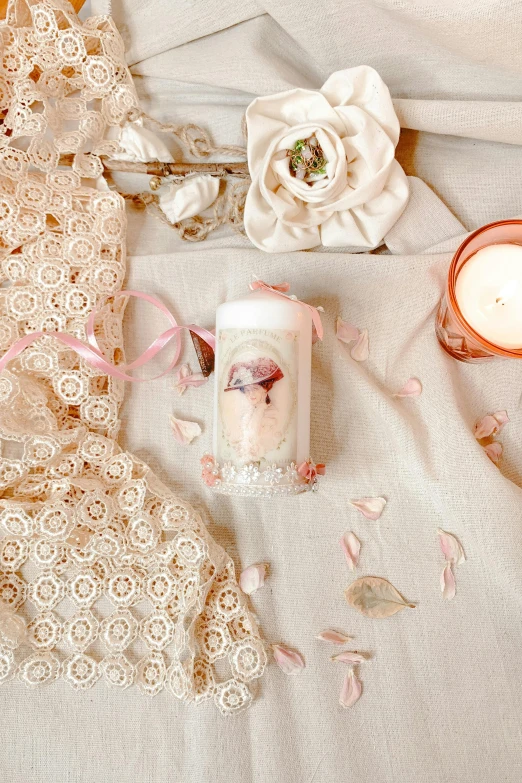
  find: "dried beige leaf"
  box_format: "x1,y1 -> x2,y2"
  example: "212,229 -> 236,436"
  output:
340,531 -> 360,570
271,644 -> 305,675
331,651 -> 367,664
345,576 -> 415,619
437,528 -> 465,565
336,317 -> 360,345
316,629 -> 353,645
441,563 -> 456,600
350,497 -> 386,521
169,415 -> 202,445
339,668 -> 362,708
393,377 -> 422,398
350,329 -> 369,361
239,563 -> 268,595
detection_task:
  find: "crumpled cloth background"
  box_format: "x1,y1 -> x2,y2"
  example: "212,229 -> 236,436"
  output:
3,1 -> 522,782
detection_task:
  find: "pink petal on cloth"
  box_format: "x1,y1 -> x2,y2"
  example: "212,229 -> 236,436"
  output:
441,563 -> 456,600
474,414 -> 501,440
475,410 -> 509,439
393,377 -> 422,398
239,563 -> 268,595
340,531 -> 361,570
173,363 -> 208,395
350,497 -> 386,521
173,363 -> 191,396
339,668 -> 362,708
316,629 -> 353,645
271,644 -> 305,675
437,529 -> 465,565
336,317 -> 360,344
350,329 -> 369,361
493,410 -> 509,428
483,441 -> 503,463
332,651 -> 367,664
169,415 -> 202,445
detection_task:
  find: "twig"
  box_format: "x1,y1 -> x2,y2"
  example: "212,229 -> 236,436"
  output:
59,155 -> 250,178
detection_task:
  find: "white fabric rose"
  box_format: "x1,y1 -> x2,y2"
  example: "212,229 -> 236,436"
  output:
244,66 -> 409,253
158,175 -> 220,222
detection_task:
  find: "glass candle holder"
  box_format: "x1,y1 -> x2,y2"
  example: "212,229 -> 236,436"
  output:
436,220 -> 522,362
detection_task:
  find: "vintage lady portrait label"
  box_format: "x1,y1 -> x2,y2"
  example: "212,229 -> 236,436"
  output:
216,328 -> 299,467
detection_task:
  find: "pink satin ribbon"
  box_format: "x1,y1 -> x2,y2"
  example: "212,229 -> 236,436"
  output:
0,282 -> 320,381
0,290 -> 215,382
249,280 -> 324,341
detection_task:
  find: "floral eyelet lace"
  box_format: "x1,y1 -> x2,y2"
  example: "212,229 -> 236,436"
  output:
0,0 -> 266,714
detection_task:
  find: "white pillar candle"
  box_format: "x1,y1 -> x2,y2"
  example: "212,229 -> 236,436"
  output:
209,288 -> 313,497
455,243 -> 522,349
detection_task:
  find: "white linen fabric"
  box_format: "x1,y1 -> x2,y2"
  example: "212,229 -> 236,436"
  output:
244,67 -> 409,252
4,0 -> 522,782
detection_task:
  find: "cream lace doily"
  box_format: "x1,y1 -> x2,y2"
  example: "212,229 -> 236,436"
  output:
0,0 -> 266,714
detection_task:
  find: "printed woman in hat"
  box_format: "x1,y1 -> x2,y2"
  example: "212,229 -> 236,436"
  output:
224,357 -> 285,461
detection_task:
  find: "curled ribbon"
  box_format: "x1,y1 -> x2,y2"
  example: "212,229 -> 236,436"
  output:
249,280 -> 324,340
0,290 -> 215,382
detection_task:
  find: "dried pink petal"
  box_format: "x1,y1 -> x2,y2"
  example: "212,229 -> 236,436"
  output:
437,528 -> 465,565
393,377 -> 422,398
169,414 -> 202,445
441,563 -> 456,600
316,629 -> 353,645
173,363 -> 191,396
173,363 -> 208,395
493,410 -> 509,428
350,329 -> 369,361
339,668 -> 362,708
271,644 -> 305,675
483,441 -> 502,464
475,410 -> 509,439
340,531 -> 360,571
239,563 -> 268,595
350,496 -> 386,521
474,414 -> 501,440
336,317 -> 360,344
331,651 -> 367,664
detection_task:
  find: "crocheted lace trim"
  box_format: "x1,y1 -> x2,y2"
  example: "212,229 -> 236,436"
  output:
0,0 -> 265,714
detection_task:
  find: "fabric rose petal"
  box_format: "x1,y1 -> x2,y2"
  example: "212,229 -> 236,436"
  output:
159,175 -> 220,223
244,66 -> 409,253
112,118 -> 174,163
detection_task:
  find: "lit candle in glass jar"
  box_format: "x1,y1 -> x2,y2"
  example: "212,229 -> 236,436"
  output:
455,244 -> 522,349
201,283 -> 322,497
436,220 -> 522,362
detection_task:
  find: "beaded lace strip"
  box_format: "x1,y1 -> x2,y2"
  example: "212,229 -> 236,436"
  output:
0,0 -> 266,714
